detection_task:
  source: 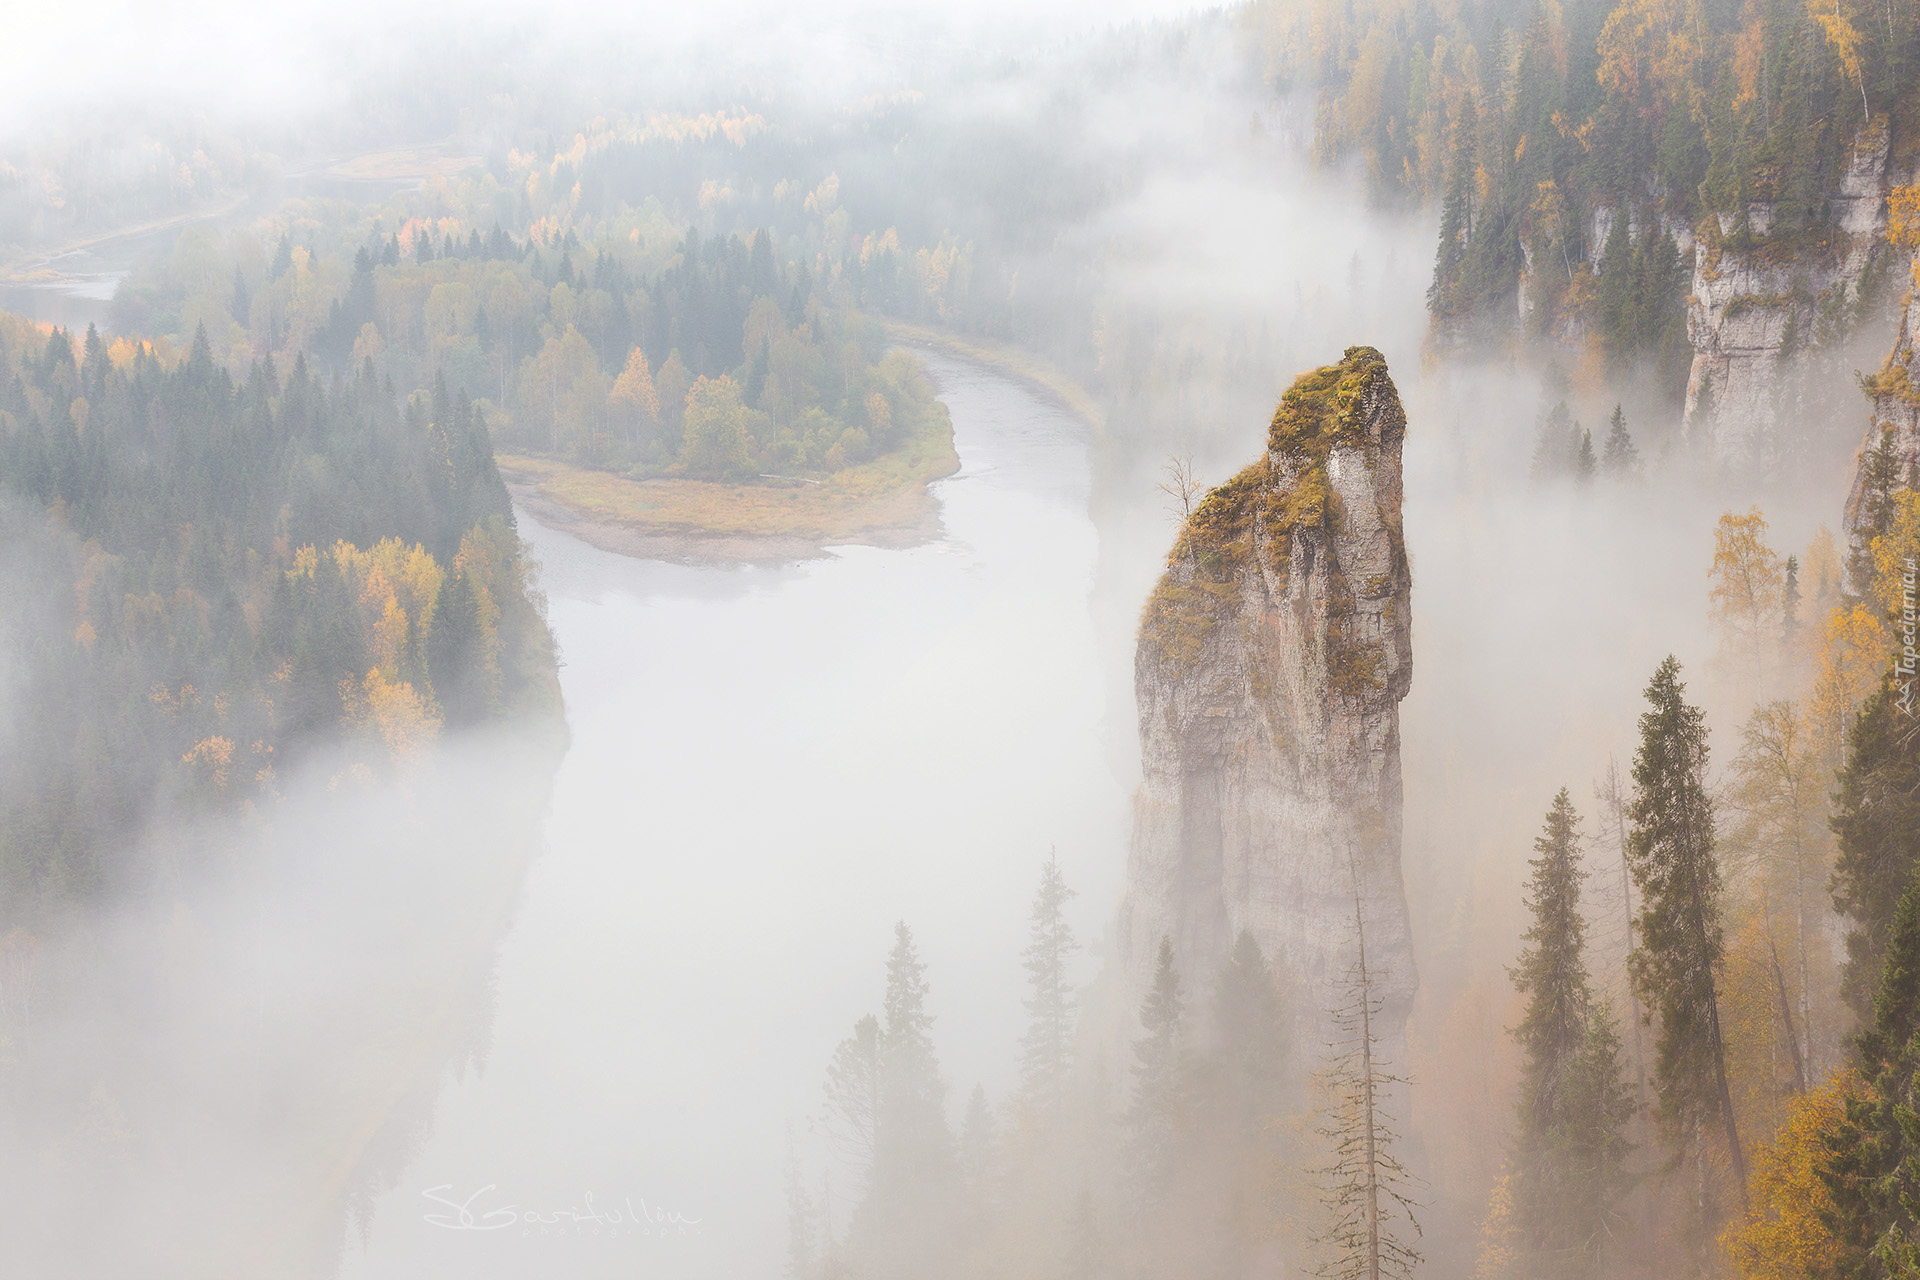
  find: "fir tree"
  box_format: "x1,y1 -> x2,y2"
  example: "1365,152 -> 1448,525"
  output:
1126,936 -> 1186,1190
231,266 -> 250,327
1204,930 -> 1291,1275
1532,402 -> 1579,481
1820,870 -> 1920,1276
426,568 -> 482,725
1209,929 -> 1289,1130
1508,790 -> 1633,1278
1429,93 -> 1480,326
1020,855 -> 1078,1105
1601,404 -> 1640,476
1782,554 -> 1802,648
1831,680 -> 1920,1017
1575,428 -> 1597,484
1627,657 -> 1747,1215
877,922 -> 949,1178
854,922 -> 955,1272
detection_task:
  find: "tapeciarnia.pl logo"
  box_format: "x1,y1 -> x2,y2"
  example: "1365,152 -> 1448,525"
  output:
1897,557 -> 1917,719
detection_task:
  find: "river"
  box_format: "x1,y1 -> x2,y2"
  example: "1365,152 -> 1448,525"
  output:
338,351 -> 1132,1277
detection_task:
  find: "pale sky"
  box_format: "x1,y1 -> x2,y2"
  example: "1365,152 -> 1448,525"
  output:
10,0 -> 1228,128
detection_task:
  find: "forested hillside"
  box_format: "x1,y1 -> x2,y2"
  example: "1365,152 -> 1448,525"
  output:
111,207 -> 950,484
0,315 -> 559,922
1249,0 -> 1920,411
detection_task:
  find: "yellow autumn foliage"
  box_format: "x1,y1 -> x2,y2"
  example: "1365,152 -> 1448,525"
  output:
180,735 -> 235,790
370,595 -> 408,675
1722,1071 -> 1853,1280
609,346 -> 660,422
1809,602 -> 1891,763
338,669 -> 441,765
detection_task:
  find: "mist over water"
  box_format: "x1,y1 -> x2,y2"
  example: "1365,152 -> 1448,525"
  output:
4,0 -> 1904,1273
338,352 -> 1129,1276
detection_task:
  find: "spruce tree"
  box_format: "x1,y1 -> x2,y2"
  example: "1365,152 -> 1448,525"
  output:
877,921 -> 950,1179
1509,790 -> 1633,1277
1820,871 -> 1920,1276
851,923 -> 955,1274
1429,93 -> 1479,325
1532,402 -> 1578,481
1575,428 -> 1597,484
1781,554 -> 1801,648
1126,936 -> 1186,1190
426,568 -> 481,725
1209,929 -> 1288,1129
1596,204 -> 1634,364
1020,855 -> 1078,1105
231,266 -> 250,327
1601,404 -> 1639,476
1627,657 -> 1746,1211
1206,930 -> 1291,1274
1831,681 -> 1920,1017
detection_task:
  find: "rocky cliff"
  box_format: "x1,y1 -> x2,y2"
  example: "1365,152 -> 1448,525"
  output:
1118,346 -> 1415,1064
1686,119 -> 1915,465
1845,286 -> 1920,578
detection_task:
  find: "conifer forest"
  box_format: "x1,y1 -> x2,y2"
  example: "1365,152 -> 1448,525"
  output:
1,0 -> 1918,1276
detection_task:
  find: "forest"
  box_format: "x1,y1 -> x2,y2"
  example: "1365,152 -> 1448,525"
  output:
107,209 -> 951,484
778,480 -> 1920,1280
0,0 -> 1917,1277
1250,0 -> 1920,394
0,313 -> 559,922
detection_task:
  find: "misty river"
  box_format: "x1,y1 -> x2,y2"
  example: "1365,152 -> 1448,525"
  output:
339,351 -> 1132,1278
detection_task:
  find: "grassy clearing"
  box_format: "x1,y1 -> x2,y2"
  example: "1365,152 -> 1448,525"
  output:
499,415 -> 959,544
883,319 -> 1106,434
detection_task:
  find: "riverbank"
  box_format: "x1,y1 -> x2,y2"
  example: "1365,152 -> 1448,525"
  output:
499,413 -> 958,566
500,330 -> 1103,567
882,320 -> 1105,434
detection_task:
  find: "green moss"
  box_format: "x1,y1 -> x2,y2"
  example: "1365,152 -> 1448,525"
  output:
1169,459 -> 1269,581
1275,467 -> 1332,533
1144,346 -> 1406,686
1267,345 -> 1399,460
1140,578 -> 1238,670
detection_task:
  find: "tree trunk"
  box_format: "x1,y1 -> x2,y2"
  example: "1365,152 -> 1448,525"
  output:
1769,933 -> 1809,1094
1705,993 -> 1748,1204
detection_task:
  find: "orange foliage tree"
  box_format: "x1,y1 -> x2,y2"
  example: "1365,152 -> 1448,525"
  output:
1721,1071 -> 1854,1279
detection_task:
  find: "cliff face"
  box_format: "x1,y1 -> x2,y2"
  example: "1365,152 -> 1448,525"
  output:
1685,119 -> 1913,464
1118,346 -> 1415,1061
1845,289 -> 1920,578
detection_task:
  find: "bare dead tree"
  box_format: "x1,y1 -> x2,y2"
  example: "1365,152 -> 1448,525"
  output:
1314,874 -> 1423,1280
1156,454 -> 1201,521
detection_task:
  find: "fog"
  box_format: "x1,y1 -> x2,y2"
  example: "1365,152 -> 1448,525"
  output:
1,3 -> 1900,1278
